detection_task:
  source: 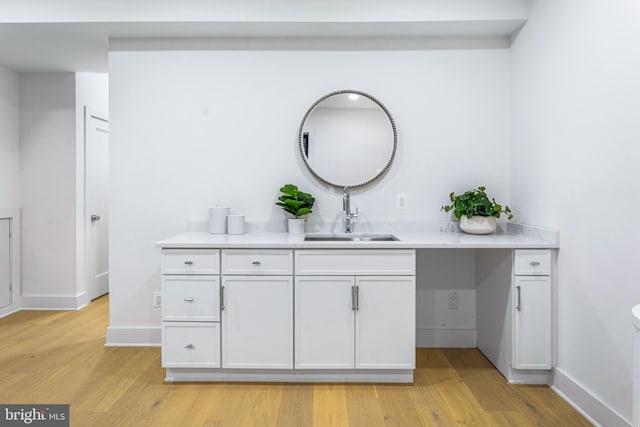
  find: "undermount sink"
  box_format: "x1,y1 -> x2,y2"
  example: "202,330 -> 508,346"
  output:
304,233 -> 399,242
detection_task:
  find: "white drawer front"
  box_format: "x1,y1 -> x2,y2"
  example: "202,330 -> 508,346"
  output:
162,249 -> 219,275
162,322 -> 220,368
295,250 -> 415,276
514,250 -> 551,276
222,249 -> 293,275
162,276 -> 220,321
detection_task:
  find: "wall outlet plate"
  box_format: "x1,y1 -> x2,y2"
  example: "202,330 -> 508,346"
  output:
396,193 -> 408,209
447,292 -> 459,310
153,291 -> 161,308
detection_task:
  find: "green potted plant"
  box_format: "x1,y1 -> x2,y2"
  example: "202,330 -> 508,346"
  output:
276,184 -> 315,234
441,186 -> 513,234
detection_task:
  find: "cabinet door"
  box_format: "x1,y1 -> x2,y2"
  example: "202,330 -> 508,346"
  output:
295,276 -> 355,369
221,276 -> 293,369
355,276 -> 415,369
513,276 -> 551,369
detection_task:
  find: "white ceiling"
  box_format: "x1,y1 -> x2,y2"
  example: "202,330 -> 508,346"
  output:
0,0 -> 530,72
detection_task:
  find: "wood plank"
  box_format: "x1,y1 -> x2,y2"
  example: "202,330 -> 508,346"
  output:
434,378 -> 506,426
375,384 -> 424,426
345,384 -> 385,427
275,384 -> 314,427
409,383 -> 462,426
313,384 -> 349,427
441,347 -> 524,412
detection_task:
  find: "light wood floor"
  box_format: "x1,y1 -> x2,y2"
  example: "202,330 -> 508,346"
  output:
0,296 -> 591,426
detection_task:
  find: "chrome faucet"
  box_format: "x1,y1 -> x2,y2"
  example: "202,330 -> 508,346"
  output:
343,186 -> 358,233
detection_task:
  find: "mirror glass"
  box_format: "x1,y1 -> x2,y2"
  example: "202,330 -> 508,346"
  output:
298,90 -> 397,188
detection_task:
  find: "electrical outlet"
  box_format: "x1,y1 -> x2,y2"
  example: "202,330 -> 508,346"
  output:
153,291 -> 161,308
396,193 -> 408,209
447,292 -> 459,310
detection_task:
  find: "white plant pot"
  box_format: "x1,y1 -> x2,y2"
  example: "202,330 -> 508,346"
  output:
459,215 -> 497,235
288,218 -> 305,234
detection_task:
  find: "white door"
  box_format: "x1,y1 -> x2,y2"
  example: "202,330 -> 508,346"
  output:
513,276 -> 552,369
0,219 -> 10,309
295,276 -> 355,369
85,108 -> 109,300
221,276 -> 293,369
356,276 -> 416,369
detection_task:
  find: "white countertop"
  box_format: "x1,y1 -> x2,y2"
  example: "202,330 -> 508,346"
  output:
157,229 -> 559,249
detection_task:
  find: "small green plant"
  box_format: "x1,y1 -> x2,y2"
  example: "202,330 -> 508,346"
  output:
441,186 -> 513,220
276,184 -> 315,218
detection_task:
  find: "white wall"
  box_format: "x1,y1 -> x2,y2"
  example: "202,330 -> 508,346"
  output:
0,65 -> 20,210
511,0 -> 640,425
20,73 -> 78,307
18,72 -> 108,309
107,47 -> 511,342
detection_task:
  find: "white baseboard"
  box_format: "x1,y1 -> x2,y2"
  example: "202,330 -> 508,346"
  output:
0,306 -> 20,319
106,326 -> 161,347
508,366 -> 552,385
165,368 -> 413,383
20,293 -> 88,310
552,367 -> 631,427
416,328 -> 477,348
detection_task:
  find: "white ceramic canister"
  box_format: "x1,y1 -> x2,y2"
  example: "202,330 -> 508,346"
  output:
227,215 -> 246,235
209,207 -> 230,234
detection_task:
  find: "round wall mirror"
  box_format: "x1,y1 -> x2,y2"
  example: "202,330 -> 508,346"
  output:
298,90 -> 397,188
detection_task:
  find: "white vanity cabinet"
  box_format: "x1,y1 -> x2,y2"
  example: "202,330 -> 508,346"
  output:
161,249 -> 220,368
294,250 -> 416,370
221,250 -> 294,369
157,230 -> 557,384
513,250 -> 552,370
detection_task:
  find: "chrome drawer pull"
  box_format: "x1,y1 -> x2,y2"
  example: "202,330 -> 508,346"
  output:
530,261 -> 541,266
516,285 -> 522,311
184,297 -> 194,302
220,286 -> 225,311
185,344 -> 194,350
184,261 -> 194,266
252,261 -> 262,266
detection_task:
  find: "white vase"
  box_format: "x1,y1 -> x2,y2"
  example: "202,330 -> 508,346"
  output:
459,215 -> 497,235
288,218 -> 305,234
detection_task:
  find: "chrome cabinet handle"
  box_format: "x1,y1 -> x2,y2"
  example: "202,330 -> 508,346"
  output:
90,214 -> 101,222
351,286 -> 356,311
516,285 -> 522,311
530,261 -> 541,266
184,297 -> 194,302
185,344 -> 194,350
252,261 -> 261,266
184,261 -> 193,266
220,286 -> 225,311
355,285 -> 360,311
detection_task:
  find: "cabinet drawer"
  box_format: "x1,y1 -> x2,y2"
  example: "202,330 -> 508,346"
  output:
295,250 -> 415,275
162,249 -> 219,275
162,322 -> 220,368
514,250 -> 551,276
162,276 -> 220,321
222,249 -> 293,275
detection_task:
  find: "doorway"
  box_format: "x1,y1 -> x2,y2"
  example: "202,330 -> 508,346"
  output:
85,107 -> 109,301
